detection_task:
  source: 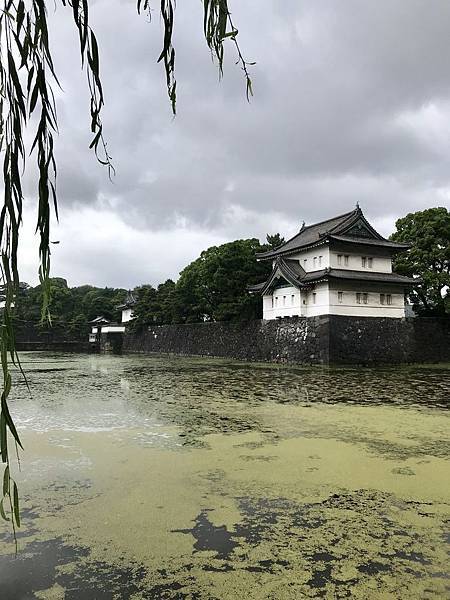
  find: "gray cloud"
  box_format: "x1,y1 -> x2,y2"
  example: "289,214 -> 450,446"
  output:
19,0 -> 450,286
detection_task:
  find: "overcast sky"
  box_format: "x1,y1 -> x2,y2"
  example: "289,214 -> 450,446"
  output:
19,0 -> 450,288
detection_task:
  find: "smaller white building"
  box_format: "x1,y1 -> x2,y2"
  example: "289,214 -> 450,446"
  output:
250,207 -> 418,319
89,316 -> 125,343
117,291 -> 136,323
88,292 -> 137,344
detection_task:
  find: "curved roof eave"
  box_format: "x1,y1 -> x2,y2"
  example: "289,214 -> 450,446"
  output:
260,261 -> 305,295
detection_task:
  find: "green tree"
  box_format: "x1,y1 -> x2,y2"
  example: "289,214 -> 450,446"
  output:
13,279 -> 127,326
154,280 -> 177,324
131,281 -> 177,330
266,233 -> 285,250
131,285 -> 159,331
390,207 -> 450,315
174,238 -> 271,323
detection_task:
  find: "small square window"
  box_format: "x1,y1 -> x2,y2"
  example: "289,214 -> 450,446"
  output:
356,293 -> 362,304
313,257 -> 317,268
275,297 -> 278,307
337,254 -> 342,265
338,291 -> 343,304
283,296 -> 286,306
344,255 -> 349,266
386,294 -> 392,305
291,294 -> 295,305
380,293 -> 385,305
312,293 -> 317,304
363,293 -> 368,305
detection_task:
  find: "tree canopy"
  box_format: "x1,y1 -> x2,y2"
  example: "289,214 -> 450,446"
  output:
13,278 -> 127,334
130,237 -> 275,329
174,238 -> 271,323
390,207 -> 450,316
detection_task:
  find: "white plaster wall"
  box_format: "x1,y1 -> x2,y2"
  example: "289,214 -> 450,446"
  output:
328,287 -> 405,317
122,308 -> 134,323
265,283 -> 406,318
263,287 -> 302,319
329,251 -> 392,273
101,325 -> 126,333
289,246 -> 330,272
302,283 -> 330,317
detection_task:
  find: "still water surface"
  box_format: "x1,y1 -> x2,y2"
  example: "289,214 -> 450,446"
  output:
0,352 -> 449,599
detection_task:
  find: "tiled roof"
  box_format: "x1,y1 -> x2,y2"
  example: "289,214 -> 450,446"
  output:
116,290 -> 137,310
247,282 -> 266,292
250,264 -> 418,295
329,235 -> 410,249
302,269 -> 417,285
89,315 -> 110,324
256,207 -> 404,259
248,257 -> 307,295
256,209 -> 359,259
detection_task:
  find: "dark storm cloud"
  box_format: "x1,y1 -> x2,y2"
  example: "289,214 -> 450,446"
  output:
20,0 -> 450,286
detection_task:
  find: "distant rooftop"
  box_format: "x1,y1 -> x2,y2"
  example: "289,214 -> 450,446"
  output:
116,290 -> 137,310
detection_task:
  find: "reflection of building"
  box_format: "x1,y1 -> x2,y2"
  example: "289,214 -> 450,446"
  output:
250,206 -> 417,319
117,291 -> 136,323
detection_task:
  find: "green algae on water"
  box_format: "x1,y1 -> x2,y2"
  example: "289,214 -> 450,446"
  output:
0,353 -> 449,599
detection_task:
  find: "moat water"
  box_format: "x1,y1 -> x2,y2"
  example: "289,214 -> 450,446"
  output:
0,352 -> 449,599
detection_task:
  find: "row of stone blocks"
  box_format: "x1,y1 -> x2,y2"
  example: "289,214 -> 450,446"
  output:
122,316 -> 450,365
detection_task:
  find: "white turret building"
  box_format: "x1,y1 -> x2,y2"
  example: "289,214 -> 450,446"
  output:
117,291 -> 136,323
249,207 -> 417,319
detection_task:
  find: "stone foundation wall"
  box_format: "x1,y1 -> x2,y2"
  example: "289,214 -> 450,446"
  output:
123,316 -> 450,365
123,317 -> 330,364
328,315 -> 450,364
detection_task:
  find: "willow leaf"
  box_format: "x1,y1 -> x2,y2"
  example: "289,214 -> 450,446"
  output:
12,481 -> 20,527
2,465 -> 9,496
0,499 -> 9,522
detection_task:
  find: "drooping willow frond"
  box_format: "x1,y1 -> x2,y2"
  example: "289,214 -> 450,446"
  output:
203,0 -> 254,100
0,0 -> 253,541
